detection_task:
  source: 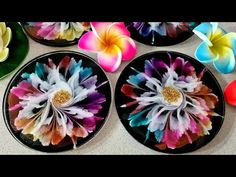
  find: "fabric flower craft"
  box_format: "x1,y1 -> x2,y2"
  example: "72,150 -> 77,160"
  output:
78,22 -> 137,72
8,56 -> 108,148
126,22 -> 199,46
129,22 -> 190,38
120,53 -> 222,150
26,22 -> 90,41
193,22 -> 236,74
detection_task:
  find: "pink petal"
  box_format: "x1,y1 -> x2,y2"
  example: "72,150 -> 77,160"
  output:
97,45 -> 122,72
9,103 -> 22,111
78,31 -> 105,52
11,81 -> 33,98
107,22 -> 130,39
115,36 -> 137,61
90,22 -> 113,39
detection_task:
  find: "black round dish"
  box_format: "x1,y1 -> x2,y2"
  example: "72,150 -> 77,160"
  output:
3,51 -> 112,152
115,51 -> 225,154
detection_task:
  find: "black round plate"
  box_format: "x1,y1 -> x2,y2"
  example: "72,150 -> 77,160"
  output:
3,51 -> 112,152
115,51 -> 225,154
126,22 -> 200,46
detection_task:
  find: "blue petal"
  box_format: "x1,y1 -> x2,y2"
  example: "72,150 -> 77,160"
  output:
154,130 -> 164,143
128,108 -> 151,127
213,47 -> 235,74
21,73 -> 30,79
193,22 -> 212,39
35,63 -> 45,79
195,42 -> 218,63
80,67 -> 92,82
69,59 -> 82,75
127,73 -> 145,87
145,130 -> 150,142
140,24 -> 151,37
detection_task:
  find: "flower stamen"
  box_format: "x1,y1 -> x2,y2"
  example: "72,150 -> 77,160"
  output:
162,86 -> 181,104
52,90 -> 72,106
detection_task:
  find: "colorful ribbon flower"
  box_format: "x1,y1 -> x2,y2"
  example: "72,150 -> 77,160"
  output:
121,53 -> 221,150
78,22 -> 137,72
193,22 -> 236,74
8,56 -> 107,147
27,22 -> 90,41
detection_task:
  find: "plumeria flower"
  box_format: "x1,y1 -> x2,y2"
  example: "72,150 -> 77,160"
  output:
9,56 -> 107,147
193,22 -> 236,74
78,22 -> 137,72
121,53 -> 221,149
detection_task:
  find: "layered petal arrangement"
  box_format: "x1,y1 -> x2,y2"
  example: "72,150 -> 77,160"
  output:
27,22 -> 90,41
0,22 -> 12,62
78,22 -> 137,72
193,22 -> 236,74
129,22 -> 190,38
8,56 -> 107,148
120,53 -> 221,150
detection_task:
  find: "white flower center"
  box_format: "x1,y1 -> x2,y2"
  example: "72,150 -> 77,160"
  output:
52,90 -> 72,107
162,86 -> 183,106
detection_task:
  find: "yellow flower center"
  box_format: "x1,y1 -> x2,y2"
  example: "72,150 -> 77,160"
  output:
162,86 -> 181,104
52,90 -> 72,106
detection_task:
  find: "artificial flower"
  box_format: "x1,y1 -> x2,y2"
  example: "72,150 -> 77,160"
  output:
8,56 -> 107,147
121,53 -> 221,149
128,22 -> 190,38
78,22 -> 137,72
193,22 -> 236,74
0,22 -> 12,62
27,22 -> 90,41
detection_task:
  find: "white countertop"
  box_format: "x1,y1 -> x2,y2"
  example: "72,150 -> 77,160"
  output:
0,22 -> 235,154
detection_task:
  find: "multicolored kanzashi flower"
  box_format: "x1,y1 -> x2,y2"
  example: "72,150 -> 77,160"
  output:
27,22 -> 90,41
8,56 -> 107,147
120,53 -> 221,150
0,22 -> 12,62
78,22 -> 137,72
128,22 -> 191,38
193,22 -> 236,74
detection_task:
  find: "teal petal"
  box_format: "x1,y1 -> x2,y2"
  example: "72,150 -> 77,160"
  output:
80,67 -> 92,81
35,62 -> 45,79
195,42 -> 218,63
213,47 -> 235,74
128,108 -> 151,127
127,73 -> 145,87
193,23 -> 213,45
154,130 -> 164,143
145,130 -> 150,142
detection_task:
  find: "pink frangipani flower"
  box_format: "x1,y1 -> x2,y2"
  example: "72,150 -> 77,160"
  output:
78,22 -> 137,72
